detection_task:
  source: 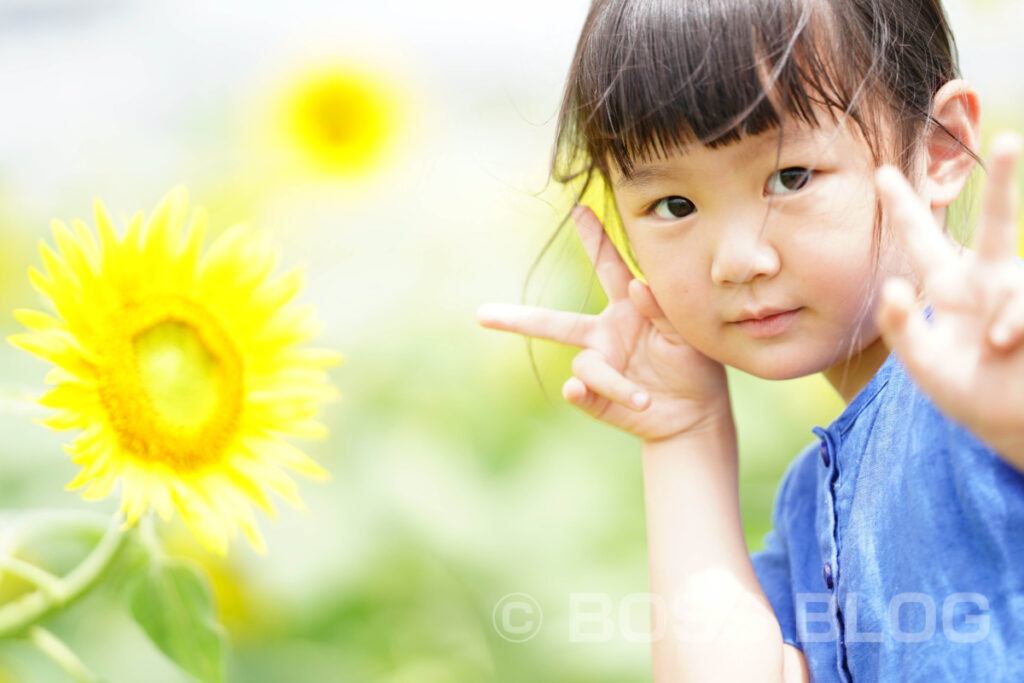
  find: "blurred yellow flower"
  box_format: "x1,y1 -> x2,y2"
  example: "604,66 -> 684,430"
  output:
281,65 -> 399,175
8,188 -> 340,554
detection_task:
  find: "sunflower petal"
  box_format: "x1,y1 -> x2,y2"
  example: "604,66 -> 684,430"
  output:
13,309 -> 63,332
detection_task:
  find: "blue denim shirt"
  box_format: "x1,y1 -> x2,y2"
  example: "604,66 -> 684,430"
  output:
751,349 -> 1024,682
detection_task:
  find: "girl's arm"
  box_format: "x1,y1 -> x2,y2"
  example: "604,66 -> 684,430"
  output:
479,207 -> 807,679
642,421 -> 808,683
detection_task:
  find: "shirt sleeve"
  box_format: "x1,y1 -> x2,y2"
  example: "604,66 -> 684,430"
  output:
750,456 -> 801,650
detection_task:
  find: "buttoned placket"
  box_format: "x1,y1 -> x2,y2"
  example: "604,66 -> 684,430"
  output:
812,425 -> 853,682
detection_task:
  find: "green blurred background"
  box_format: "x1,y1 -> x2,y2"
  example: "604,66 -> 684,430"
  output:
0,0 -> 1019,680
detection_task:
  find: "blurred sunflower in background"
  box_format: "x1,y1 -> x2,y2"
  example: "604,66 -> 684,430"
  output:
279,64 -> 402,177
7,188 -> 340,554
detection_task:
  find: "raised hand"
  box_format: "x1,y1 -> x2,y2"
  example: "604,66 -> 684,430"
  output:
875,131 -> 1024,466
476,206 -> 732,442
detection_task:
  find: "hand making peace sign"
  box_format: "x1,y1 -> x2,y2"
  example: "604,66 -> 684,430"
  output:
875,131 -> 1024,467
476,206 -> 733,443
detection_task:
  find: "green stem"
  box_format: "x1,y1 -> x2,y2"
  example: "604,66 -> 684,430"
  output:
0,513 -> 125,637
138,510 -> 165,563
0,557 -> 63,599
28,625 -> 100,683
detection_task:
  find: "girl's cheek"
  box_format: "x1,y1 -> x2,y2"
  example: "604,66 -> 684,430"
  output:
629,226 -> 701,272
655,282 -> 706,335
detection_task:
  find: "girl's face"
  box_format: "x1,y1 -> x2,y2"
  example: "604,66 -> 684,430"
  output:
610,115 -> 911,395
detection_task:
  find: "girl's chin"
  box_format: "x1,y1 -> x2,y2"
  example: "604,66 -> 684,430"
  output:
720,352 -> 828,382
739,364 -> 819,382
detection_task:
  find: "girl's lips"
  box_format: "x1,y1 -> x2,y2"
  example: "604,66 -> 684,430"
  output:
733,308 -> 802,338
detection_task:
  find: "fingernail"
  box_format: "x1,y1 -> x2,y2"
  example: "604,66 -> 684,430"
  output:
995,131 -> 1023,156
631,391 -> 649,408
475,303 -> 498,323
571,204 -> 585,224
991,325 -> 1011,346
564,376 -> 583,399
875,165 -> 902,187
883,278 -> 914,306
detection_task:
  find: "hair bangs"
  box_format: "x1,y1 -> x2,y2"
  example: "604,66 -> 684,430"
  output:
562,0 -> 871,179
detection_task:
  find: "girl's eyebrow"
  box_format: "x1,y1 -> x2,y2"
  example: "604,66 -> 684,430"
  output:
616,165 -> 678,191
615,127 -> 828,191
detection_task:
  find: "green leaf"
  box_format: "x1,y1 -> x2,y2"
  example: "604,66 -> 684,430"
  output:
127,558 -> 226,683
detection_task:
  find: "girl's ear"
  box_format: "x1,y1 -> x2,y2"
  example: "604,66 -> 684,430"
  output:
923,79 -> 981,208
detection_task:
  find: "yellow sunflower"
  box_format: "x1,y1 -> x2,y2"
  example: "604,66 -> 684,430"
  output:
8,188 -> 340,554
280,65 -> 400,175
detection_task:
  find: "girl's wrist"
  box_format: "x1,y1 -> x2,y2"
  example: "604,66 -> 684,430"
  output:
644,391 -> 735,436
641,408 -> 738,460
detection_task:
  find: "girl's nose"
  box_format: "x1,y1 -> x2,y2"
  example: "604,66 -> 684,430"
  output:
709,228 -> 781,286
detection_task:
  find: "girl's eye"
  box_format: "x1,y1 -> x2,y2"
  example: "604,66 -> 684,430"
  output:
766,167 -> 814,195
651,196 -> 696,219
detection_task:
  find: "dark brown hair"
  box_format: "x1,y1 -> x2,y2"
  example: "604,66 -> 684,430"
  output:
554,0 -> 972,186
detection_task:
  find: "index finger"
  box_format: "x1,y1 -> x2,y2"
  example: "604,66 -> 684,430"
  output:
572,204 -> 634,302
875,165 -> 959,285
476,302 -> 595,348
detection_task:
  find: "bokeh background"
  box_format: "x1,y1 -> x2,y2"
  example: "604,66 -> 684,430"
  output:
0,0 -> 1020,681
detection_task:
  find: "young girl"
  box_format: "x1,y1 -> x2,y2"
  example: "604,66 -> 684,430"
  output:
478,0 -> 1024,680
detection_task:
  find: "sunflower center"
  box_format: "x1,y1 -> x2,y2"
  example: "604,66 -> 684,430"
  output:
97,296 -> 243,471
133,321 -> 222,427
288,72 -> 391,173
313,92 -> 363,147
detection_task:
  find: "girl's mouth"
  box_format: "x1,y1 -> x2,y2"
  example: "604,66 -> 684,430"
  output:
733,308 -> 802,338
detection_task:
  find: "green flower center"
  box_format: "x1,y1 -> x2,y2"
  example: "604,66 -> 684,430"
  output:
133,320 -> 222,429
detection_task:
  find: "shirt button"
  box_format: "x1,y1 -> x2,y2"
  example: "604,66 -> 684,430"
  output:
823,561 -> 834,590
820,441 -> 831,468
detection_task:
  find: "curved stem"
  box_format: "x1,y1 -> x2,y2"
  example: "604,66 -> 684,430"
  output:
28,626 -> 101,682
0,513 -> 125,637
137,510 -> 165,563
0,557 -> 63,599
